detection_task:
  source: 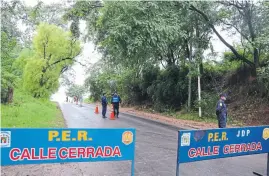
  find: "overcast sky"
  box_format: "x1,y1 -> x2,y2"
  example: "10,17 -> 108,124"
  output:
21,0 -> 239,102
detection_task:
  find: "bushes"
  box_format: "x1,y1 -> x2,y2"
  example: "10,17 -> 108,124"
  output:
194,92 -> 219,118
147,65 -> 189,111
257,61 -> 269,98
86,61 -> 249,115
86,64 -> 191,112
84,97 -> 95,103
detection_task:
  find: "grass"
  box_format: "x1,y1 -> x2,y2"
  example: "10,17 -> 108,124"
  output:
170,111 -> 241,126
130,105 -> 243,126
84,97 -> 94,104
159,109 -> 219,123
1,89 -> 65,128
175,113 -> 218,123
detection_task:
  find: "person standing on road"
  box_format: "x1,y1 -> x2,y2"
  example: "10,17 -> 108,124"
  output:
79,96 -> 83,107
216,93 -> 228,128
111,92 -> 121,118
101,92 -> 108,118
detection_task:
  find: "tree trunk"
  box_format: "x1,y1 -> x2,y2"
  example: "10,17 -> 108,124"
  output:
189,5 -> 255,67
198,63 -> 202,117
245,2 -> 259,67
253,48 -> 259,67
7,87 -> 14,104
188,76 -> 192,112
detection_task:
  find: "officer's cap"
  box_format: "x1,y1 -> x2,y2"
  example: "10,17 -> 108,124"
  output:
220,93 -> 227,98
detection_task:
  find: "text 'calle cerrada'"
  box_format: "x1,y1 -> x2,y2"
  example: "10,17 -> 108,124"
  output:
9,146 -> 122,161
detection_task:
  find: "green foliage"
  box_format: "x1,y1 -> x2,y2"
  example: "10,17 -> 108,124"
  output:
23,59 -> 59,98
33,23 -> 80,60
147,65 -> 189,111
1,31 -> 18,103
194,92 -> 219,118
22,23 -> 81,98
84,97 -> 95,104
1,89 -> 65,127
257,62 -> 269,98
86,64 -> 191,111
2,0 -> 268,128
66,84 -> 85,98
1,32 -> 17,87
12,48 -> 34,78
94,1 -> 192,67
63,1 -> 102,39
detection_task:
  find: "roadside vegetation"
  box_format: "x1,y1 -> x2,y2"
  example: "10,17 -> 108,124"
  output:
65,1 -> 269,126
1,2 -> 80,127
1,1 -> 269,127
1,89 -> 65,127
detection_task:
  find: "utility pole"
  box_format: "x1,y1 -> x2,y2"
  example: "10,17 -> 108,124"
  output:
193,48 -> 202,118
187,41 -> 193,112
196,49 -> 202,118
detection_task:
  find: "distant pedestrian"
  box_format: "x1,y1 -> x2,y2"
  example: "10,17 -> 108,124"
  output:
216,93 -> 228,128
75,96 -> 78,105
79,96 -> 83,107
111,92 -> 121,118
101,92 -> 108,118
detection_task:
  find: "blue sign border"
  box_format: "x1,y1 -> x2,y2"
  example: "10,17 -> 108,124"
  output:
176,126 -> 269,176
1,128 -> 136,176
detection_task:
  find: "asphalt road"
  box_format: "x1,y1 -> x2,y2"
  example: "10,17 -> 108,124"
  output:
1,102 -> 267,176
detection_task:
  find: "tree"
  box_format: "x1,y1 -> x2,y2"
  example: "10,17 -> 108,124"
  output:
217,1 -> 269,67
66,84 -> 85,98
189,2 -> 255,67
22,23 -> 81,98
95,2 -> 190,68
63,1 -> 103,39
175,2 -> 213,113
1,0 -> 27,103
1,0 -> 24,41
189,1 -> 269,70
1,32 -> 17,103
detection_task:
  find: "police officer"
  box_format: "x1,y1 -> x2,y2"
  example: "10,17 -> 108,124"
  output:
111,92 -> 121,118
101,92 -> 108,118
216,93 -> 228,128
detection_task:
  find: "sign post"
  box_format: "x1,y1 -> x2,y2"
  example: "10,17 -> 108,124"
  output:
176,133 -> 180,176
176,126 -> 269,176
1,128 -> 136,175
267,153 -> 269,176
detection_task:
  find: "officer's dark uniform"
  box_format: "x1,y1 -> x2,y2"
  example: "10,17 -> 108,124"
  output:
111,93 -> 121,118
216,94 -> 227,128
101,93 -> 108,118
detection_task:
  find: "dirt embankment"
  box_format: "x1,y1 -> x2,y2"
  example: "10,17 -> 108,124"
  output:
227,86 -> 269,126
